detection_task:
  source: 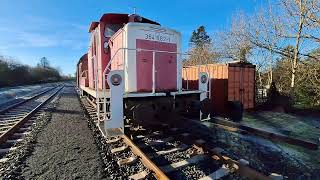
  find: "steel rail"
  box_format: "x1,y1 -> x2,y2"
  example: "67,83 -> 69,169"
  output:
83,96 -> 269,179
174,118 -> 272,179
0,85 -> 60,115
80,97 -> 169,179
129,126 -> 270,180
122,135 -> 170,180
0,86 -> 64,145
82,95 -> 270,179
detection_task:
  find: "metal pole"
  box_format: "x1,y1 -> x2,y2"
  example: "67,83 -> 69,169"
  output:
186,68 -> 189,90
152,51 -> 156,94
103,74 -> 106,117
94,56 -> 100,123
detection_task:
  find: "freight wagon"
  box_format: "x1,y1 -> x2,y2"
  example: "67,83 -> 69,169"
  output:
182,62 -> 256,120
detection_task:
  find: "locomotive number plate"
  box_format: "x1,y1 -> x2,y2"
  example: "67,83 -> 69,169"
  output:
144,32 -> 172,43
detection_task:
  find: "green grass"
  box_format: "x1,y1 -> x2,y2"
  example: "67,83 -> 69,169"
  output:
242,111 -> 320,142
242,111 -> 320,169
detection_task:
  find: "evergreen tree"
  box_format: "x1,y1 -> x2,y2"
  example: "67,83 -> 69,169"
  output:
38,57 -> 50,68
190,26 -> 211,47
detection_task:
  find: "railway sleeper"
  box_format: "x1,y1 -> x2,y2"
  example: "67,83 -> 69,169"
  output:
106,137 -> 121,144
128,170 -> 150,180
0,157 -> 9,163
111,145 -> 128,153
198,164 -> 231,180
0,115 -> 25,120
0,127 -> 9,132
160,154 -> 207,173
0,119 -> 21,123
148,144 -> 189,159
11,132 -> 30,139
117,155 -> 138,166
0,146 -> 18,154
6,138 -> 23,144
17,127 -> 31,133
4,110 -> 29,114
134,131 -> 164,140
0,122 -> 17,127
137,137 -> 174,149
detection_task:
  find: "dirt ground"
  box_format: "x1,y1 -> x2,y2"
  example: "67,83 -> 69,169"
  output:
21,86 -> 107,179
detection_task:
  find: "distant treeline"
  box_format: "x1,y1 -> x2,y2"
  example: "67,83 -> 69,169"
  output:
0,56 -> 67,88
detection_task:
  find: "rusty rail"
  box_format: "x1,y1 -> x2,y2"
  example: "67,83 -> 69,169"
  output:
80,96 -> 169,179
0,86 -> 63,144
122,135 -> 170,180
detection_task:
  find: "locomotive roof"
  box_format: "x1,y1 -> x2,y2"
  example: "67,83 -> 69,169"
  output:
77,53 -> 88,66
89,22 -> 99,32
89,13 -> 160,32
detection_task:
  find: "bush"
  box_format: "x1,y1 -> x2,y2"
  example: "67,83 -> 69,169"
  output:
0,57 -> 62,88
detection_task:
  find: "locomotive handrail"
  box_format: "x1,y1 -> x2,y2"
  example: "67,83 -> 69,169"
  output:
102,48 -> 191,76
99,48 -> 190,122
102,48 -> 192,96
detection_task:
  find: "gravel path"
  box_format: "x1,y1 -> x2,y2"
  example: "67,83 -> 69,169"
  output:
21,86 -> 107,179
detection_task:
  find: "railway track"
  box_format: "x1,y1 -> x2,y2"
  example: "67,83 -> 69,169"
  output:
0,85 -> 64,162
0,84 -> 60,113
80,95 -> 272,180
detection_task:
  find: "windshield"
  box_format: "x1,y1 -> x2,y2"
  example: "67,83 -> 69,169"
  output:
104,24 -> 122,37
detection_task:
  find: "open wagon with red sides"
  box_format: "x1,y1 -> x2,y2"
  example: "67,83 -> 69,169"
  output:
76,13 -> 212,137
182,62 -> 256,121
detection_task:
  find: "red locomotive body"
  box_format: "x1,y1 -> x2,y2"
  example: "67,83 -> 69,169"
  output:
77,13 -> 211,136
76,54 -> 88,87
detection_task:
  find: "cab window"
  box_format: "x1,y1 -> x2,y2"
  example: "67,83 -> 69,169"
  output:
104,24 -> 122,37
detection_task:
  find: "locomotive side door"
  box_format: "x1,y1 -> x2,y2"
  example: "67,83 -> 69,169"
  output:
136,39 -> 155,92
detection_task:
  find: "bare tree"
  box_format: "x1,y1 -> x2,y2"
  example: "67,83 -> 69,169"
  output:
280,0 -> 320,88
185,45 -> 219,66
215,12 -> 252,62
246,5 -> 284,85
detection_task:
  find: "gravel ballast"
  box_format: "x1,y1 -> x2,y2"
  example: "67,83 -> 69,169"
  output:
21,86 -> 106,179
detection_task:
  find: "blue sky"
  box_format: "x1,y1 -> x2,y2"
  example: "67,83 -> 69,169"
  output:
0,0 -> 267,75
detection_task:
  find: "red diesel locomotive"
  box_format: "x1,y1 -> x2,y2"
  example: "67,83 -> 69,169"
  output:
76,13 -> 210,137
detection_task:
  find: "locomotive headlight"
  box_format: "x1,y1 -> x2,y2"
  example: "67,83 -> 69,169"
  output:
201,74 -> 208,84
111,74 -> 122,86
103,41 -> 109,53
